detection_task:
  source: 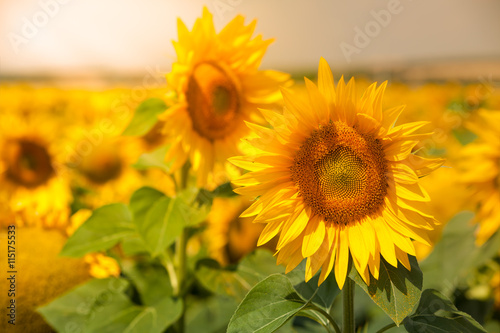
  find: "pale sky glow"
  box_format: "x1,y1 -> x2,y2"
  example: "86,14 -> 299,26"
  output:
1,0 -> 500,77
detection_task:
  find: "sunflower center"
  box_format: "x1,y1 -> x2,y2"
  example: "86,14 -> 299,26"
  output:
186,62 -> 240,141
4,139 -> 54,188
291,121 -> 388,226
79,147 -> 123,184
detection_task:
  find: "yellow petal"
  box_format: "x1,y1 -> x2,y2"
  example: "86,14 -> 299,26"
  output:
304,77 -> 329,124
258,221 -> 283,246
277,207 -> 310,249
302,215 -> 326,258
335,230 -> 350,289
318,57 -> 336,107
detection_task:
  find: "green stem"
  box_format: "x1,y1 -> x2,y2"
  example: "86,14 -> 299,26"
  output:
376,323 -> 397,333
342,278 -> 355,333
160,250 -> 179,295
174,162 -> 190,333
311,306 -> 341,333
180,162 -> 190,190
175,229 -> 188,333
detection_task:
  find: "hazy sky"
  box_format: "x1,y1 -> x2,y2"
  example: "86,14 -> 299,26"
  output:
1,0 -> 499,77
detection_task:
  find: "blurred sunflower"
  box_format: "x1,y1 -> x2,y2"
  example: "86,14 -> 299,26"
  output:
159,7 -> 291,188
205,196 -> 276,266
0,111 -> 72,229
230,58 -> 443,288
459,110 -> 500,245
71,135 -> 145,207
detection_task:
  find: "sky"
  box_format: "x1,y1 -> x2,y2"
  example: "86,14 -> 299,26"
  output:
0,0 -> 499,78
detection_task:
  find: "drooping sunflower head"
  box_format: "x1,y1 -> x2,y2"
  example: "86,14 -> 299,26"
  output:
230,58 -> 444,288
458,109 -> 500,245
159,7 -> 291,188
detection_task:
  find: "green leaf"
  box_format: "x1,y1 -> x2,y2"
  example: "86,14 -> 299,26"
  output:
121,259 -> 172,306
211,182 -> 237,198
138,196 -> 187,256
195,249 -> 284,300
122,98 -> 167,136
420,211 -> 477,295
88,293 -> 181,333
129,187 -> 166,224
452,127 -> 478,146
349,255 -> 422,325
132,146 -> 171,172
38,277 -> 182,333
227,274 -> 307,333
38,278 -> 129,332
292,267 -> 340,311
61,203 -> 135,257
121,235 -> 149,256
404,289 -> 487,333
177,187 -> 212,226
185,295 -> 239,333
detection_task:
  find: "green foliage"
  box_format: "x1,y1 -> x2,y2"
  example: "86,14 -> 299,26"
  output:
129,187 -> 166,223
177,187 -> 212,227
227,274 -> 309,333
185,295 -> 240,333
287,261 -> 340,311
132,146 -> 172,172
404,289 -> 487,333
137,196 -> 186,256
61,203 -> 135,257
226,261 -> 344,333
349,255 -> 423,325
420,211 -> 484,296
38,278 -> 182,333
121,259 -> 173,305
195,250 -> 284,300
127,186 -> 211,257
122,98 -> 167,136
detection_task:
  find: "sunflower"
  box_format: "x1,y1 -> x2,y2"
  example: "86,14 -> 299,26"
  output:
0,111 -> 72,229
159,7 -> 290,188
205,196 -> 276,266
65,99 -> 146,207
230,58 -> 444,288
459,109 -> 500,245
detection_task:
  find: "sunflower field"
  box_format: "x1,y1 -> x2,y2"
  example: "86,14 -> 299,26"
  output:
1,3 -> 500,333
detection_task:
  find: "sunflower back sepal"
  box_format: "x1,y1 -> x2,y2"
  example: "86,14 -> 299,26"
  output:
348,254 -> 423,325
122,98 -> 167,136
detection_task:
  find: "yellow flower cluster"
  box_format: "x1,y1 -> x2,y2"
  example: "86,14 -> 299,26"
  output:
2,10 -> 500,328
